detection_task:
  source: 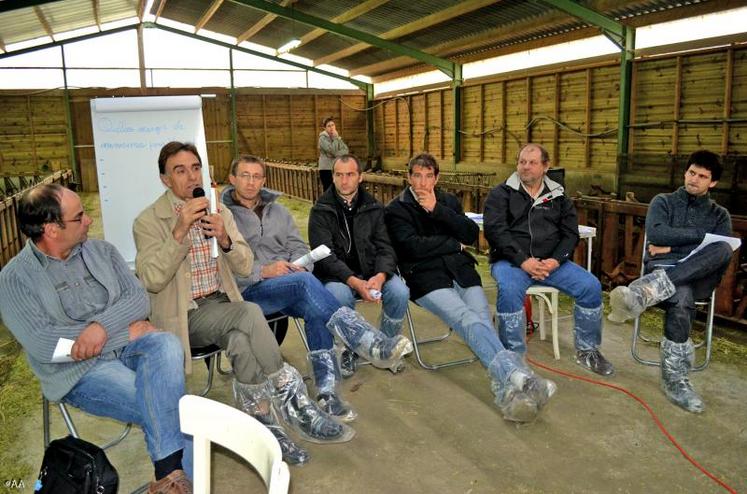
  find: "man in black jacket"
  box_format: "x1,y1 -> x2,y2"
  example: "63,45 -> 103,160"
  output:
309,154 -> 410,375
609,150 -> 734,413
386,153 -> 555,423
484,143 -> 614,376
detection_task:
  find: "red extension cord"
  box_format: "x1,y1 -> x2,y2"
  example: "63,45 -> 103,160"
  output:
524,349 -> 738,493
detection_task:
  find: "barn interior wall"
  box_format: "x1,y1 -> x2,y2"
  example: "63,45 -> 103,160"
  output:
0,87 -> 368,192
374,44 -> 747,206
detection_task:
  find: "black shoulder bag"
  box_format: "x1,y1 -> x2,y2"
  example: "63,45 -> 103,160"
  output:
35,435 -> 119,494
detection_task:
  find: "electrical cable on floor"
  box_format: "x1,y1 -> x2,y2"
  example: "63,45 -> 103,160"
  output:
524,350 -> 738,494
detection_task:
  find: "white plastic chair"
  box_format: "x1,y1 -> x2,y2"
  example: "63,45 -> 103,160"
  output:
179,395 -> 290,494
527,285 -> 560,360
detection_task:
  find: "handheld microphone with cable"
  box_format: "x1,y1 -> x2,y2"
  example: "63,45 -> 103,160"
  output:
192,186 -> 210,240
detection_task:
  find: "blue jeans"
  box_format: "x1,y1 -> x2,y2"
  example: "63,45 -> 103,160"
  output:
648,241 -> 733,343
324,275 -> 409,336
491,260 -> 603,354
415,282 -> 505,369
242,272 -> 338,350
63,332 -> 191,472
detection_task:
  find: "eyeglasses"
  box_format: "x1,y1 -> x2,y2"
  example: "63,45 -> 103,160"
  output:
237,173 -> 265,182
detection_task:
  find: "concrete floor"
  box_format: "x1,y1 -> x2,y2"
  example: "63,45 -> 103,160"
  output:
20,301 -> 747,494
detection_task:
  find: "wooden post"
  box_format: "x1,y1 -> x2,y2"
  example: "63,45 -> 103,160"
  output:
423,93 -> 429,152
500,82 -> 507,164
261,95 -> 268,158
722,48 -> 734,155
672,56 -> 682,155
288,95 -> 294,160
526,77 -> 532,144
584,68 -> 592,168
479,84 -> 485,162
439,90 -> 445,160
394,98 -> 400,157
553,73 -> 561,166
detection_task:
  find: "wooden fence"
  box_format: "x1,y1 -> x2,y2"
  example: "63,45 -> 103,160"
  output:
265,161 -> 746,325
0,170 -> 73,268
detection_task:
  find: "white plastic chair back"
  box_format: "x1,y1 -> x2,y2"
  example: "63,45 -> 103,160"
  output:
179,395 -> 290,494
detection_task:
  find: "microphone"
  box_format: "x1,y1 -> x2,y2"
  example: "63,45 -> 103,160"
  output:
192,187 -> 210,239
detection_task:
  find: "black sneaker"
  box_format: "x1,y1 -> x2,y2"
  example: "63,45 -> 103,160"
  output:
575,349 -> 615,376
267,425 -> 310,465
340,349 -> 359,378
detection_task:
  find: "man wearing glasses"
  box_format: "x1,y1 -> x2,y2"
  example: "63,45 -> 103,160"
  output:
0,184 -> 192,492
222,155 -> 412,425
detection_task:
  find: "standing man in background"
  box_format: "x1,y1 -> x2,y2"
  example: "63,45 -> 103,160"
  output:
318,116 -> 349,192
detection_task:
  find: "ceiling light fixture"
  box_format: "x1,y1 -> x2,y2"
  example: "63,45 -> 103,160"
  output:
277,38 -> 301,55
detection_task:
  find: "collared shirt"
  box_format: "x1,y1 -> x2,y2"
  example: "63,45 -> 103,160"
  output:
30,241 -> 108,322
172,197 -> 221,300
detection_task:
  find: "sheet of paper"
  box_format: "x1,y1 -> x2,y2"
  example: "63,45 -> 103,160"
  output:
292,245 -> 331,268
52,338 -> 76,363
678,233 -> 741,264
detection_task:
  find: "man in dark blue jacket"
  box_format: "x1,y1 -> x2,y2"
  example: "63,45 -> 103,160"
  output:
484,143 -> 614,377
386,153 -> 556,424
609,150 -> 734,413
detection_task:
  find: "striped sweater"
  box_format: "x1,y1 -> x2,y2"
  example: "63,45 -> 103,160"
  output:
0,239 -> 149,401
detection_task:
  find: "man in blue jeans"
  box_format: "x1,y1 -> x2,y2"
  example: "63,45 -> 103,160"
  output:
484,143 -> 614,377
222,155 -> 412,423
386,153 -> 556,423
308,154 -> 410,375
609,150 -> 734,413
0,184 -> 191,494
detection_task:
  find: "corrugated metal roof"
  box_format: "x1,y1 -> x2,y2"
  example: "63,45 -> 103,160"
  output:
0,0 -> 727,81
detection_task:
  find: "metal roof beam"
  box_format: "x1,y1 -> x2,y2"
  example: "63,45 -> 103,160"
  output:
148,22 -> 371,92
33,6 -> 55,40
0,23 -> 138,60
315,0 -> 500,67
0,0 -> 63,14
236,0 -> 293,44
350,9 -> 569,77
538,0 -> 626,48
295,0 -> 390,50
228,0 -> 459,78
195,0 -> 224,32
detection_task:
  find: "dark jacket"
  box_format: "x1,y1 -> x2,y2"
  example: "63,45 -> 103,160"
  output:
308,186 -> 398,284
483,172 -> 579,267
385,187 -> 481,300
645,186 -> 732,265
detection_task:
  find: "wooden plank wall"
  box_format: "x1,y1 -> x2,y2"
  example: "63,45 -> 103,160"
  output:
374,44 -> 747,199
0,94 -> 69,175
0,88 -> 368,192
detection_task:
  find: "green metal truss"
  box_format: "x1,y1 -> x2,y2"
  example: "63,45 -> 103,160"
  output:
539,0 -> 635,167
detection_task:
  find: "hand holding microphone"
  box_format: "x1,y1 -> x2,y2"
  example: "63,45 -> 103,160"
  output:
193,186 -> 230,251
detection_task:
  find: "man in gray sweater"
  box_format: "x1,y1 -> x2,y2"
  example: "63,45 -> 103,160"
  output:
0,184 -> 191,493
609,150 -> 734,413
221,155 -> 412,424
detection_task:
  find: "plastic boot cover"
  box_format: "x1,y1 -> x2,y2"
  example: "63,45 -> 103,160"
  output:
232,378 -> 310,465
326,307 -> 412,371
609,269 -> 676,323
487,351 -> 539,422
378,310 -> 404,338
573,304 -> 603,351
660,338 -> 705,413
308,349 -> 357,422
269,363 -> 355,444
496,310 -> 527,355
339,347 -> 359,378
